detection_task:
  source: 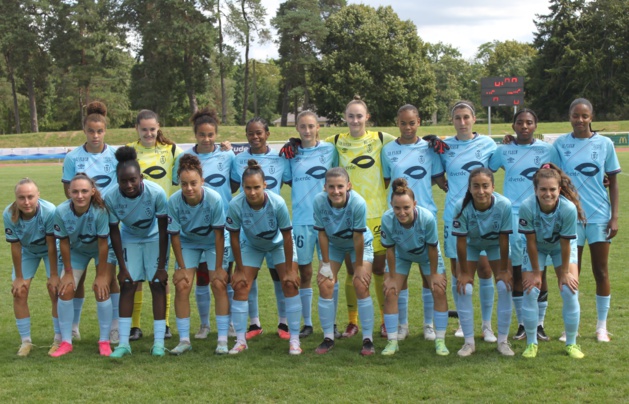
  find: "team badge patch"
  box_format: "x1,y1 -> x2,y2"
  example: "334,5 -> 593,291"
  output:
5,228 -> 13,235
452,221 -> 461,229
519,218 -> 527,227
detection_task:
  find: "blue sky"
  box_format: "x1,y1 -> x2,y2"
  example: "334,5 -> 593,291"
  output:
246,0 -> 553,61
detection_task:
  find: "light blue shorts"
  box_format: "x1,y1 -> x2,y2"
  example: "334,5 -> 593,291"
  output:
329,241 -> 374,265
180,248 -> 222,271
240,240 -> 297,268
576,223 -> 610,246
107,243 -> 118,265
293,225 -> 321,265
522,238 -> 578,272
389,251 -> 446,276
11,248 -> 61,281
445,223 -> 487,260
464,241 -> 500,262
124,241 -> 169,281
510,215 -> 525,266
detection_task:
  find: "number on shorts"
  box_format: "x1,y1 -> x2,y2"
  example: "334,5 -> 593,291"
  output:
296,235 -> 304,249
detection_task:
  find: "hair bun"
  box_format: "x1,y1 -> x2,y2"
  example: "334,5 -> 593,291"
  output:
353,95 -> 362,101
86,101 -> 107,117
191,107 -> 219,124
247,159 -> 261,170
115,145 -> 137,163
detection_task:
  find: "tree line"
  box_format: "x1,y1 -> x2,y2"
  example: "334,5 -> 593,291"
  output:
1,0 -> 627,134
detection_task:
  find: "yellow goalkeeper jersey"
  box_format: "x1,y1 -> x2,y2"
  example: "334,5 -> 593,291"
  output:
127,141 -> 183,196
325,130 -> 395,219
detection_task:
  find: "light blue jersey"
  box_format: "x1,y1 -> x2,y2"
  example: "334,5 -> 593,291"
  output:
53,200 -> 109,256
105,181 -> 168,244
62,144 -> 118,195
4,199 -> 56,255
313,190 -> 373,251
518,195 -> 577,253
168,187 -> 226,250
452,192 -> 512,250
440,134 -> 496,222
226,191 -> 292,250
553,133 -> 621,224
174,146 -> 236,214
285,141 -> 337,225
230,147 -> 290,195
382,139 -> 445,217
489,140 -> 560,212
380,206 -> 439,263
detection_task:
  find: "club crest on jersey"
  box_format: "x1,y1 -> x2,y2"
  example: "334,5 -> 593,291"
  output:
493,221 -> 500,232
160,155 -> 166,164
268,219 -> 276,228
591,151 -> 598,161
418,155 -> 425,164
218,162 -> 223,171
268,166 -> 276,174
319,155 -> 326,164
345,217 -> 352,227
104,164 -> 111,173
534,156 -> 541,165
475,149 -> 482,159
204,214 -> 211,223
145,207 -> 153,217
367,143 -> 373,153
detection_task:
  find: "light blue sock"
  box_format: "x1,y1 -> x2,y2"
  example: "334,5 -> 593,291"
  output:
176,317 -> 190,341
561,285 -> 580,345
154,319 -> 166,346
16,317 -> 31,340
421,287 -> 433,325
434,310 -> 448,333
285,295 -> 302,339
512,295 -> 523,324
496,280 -> 512,337
299,288 -> 313,327
397,288 -> 409,326
451,275 -> 459,310
596,294 -> 610,322
195,285 -> 211,327
458,283 -> 474,339
248,280 -> 259,319
216,315 -> 229,341
58,299 -> 74,343
273,280 -> 287,321
318,297 -> 335,338
52,316 -> 61,337
479,278 -> 494,323
523,287 -> 540,345
110,292 -> 120,323
333,282 -> 339,322
232,300 -> 248,335
96,299 -> 113,342
538,293 -> 548,325
227,283 -> 234,308
119,317 -> 132,346
357,297 -> 374,341
73,297 -> 85,326
384,313 -> 398,341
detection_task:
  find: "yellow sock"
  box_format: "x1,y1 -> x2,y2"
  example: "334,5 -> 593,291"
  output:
165,292 -> 172,328
345,274 -> 358,324
374,273 -> 385,322
132,290 -> 143,328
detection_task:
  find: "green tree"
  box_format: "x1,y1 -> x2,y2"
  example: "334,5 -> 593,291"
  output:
528,0 -> 587,121
46,0 -> 132,129
477,40 -> 536,78
225,0 -> 270,123
123,0 -> 216,121
271,0 -> 345,126
312,4 -> 436,125
232,59 -> 280,124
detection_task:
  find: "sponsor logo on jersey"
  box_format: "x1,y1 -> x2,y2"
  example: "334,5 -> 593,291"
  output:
265,176 -> 278,190
333,228 -> 354,239
78,233 -> 97,244
461,161 -> 484,173
574,162 -> 600,177
305,166 -> 327,180
205,174 -> 227,187
404,166 -> 427,180
92,175 -> 113,189
144,166 -> 167,180
518,167 -> 538,181
350,155 -> 375,169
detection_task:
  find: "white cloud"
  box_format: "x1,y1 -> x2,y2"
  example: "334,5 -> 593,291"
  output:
244,0 -> 552,61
